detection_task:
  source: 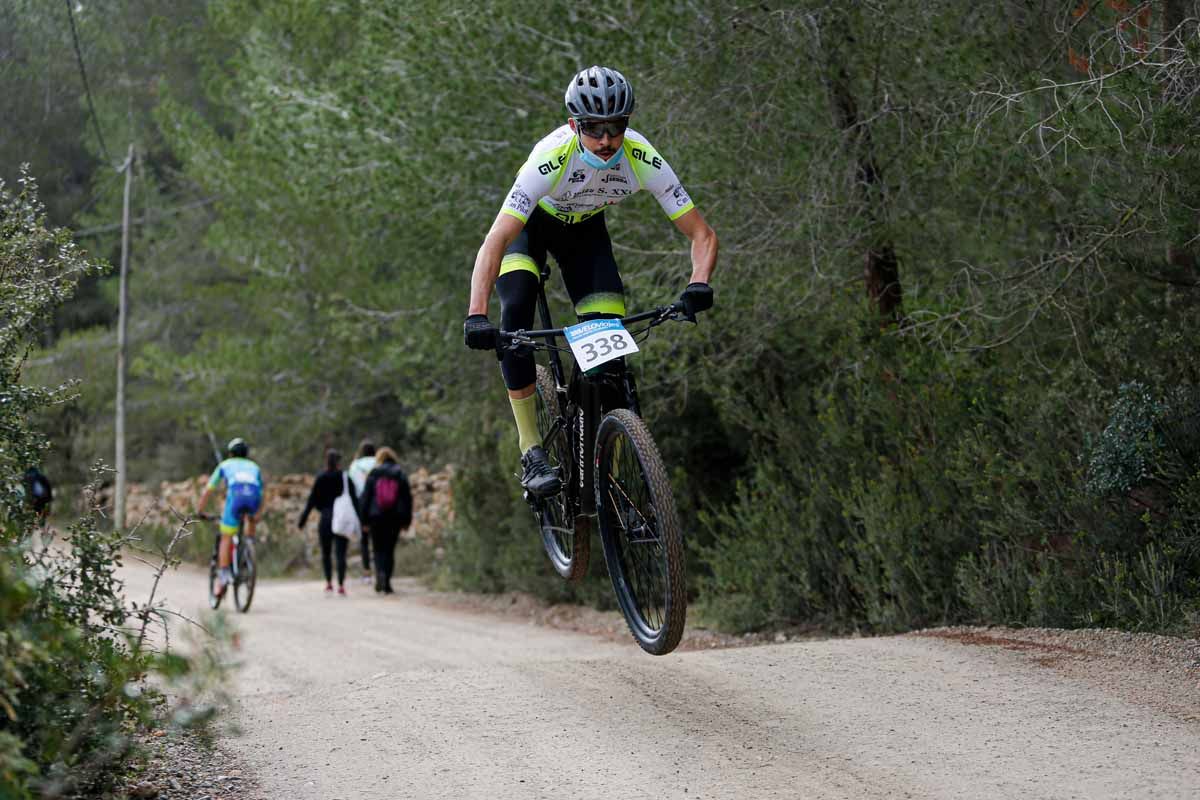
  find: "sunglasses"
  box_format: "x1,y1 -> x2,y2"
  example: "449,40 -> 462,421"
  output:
576,117 -> 629,139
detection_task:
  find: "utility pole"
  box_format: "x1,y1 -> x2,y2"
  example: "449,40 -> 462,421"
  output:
115,144 -> 133,530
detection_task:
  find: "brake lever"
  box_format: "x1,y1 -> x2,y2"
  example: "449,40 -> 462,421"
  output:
667,302 -> 697,325
496,332 -> 534,355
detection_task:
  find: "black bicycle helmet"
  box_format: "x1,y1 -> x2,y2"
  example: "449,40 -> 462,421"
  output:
227,437 -> 249,458
564,66 -> 635,119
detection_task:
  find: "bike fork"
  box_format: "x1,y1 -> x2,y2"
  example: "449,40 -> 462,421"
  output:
623,366 -> 641,417
578,380 -> 601,516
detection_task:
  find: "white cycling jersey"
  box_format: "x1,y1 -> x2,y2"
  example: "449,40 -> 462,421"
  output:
500,125 -> 695,225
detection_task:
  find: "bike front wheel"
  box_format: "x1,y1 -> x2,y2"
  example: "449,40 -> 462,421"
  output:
233,537 -> 256,613
207,535 -> 223,610
535,365 -> 590,582
595,408 -> 686,655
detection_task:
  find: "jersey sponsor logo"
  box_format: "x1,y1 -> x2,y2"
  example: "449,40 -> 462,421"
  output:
669,183 -> 691,207
631,147 -> 663,169
551,207 -> 602,223
588,187 -> 631,198
509,188 -> 533,215
601,173 -> 629,184
568,169 -> 586,184
537,154 -> 567,175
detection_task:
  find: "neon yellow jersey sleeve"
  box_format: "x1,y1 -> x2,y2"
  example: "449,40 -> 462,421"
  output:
622,131 -> 695,220
207,464 -> 224,490
501,128 -> 574,223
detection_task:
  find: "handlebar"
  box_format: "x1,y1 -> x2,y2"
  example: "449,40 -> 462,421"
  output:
498,300 -> 692,352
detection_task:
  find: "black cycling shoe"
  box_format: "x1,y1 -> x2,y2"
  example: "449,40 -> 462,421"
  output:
520,445 -> 562,497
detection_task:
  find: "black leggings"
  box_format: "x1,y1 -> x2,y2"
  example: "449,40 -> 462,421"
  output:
370,523 -> 400,590
318,513 -> 348,586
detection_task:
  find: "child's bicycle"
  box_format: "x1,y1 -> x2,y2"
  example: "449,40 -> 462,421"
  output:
498,268 -> 695,655
198,512 -> 257,612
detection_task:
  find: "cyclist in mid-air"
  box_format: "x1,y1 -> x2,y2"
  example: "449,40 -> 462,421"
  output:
464,65 -> 718,497
195,437 -> 263,598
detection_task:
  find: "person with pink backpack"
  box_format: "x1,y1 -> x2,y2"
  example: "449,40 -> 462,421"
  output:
359,446 -> 412,594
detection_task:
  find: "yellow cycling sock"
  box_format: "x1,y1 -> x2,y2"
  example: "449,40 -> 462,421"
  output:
509,393 -> 540,454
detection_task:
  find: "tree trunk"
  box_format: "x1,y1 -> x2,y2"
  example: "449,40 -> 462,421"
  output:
828,57 -> 903,322
1163,0 -> 1191,46
1163,0 -> 1198,278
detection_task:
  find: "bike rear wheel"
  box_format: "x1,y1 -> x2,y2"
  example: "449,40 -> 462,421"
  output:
535,365 -> 590,582
233,533 -> 256,613
595,408 -> 686,655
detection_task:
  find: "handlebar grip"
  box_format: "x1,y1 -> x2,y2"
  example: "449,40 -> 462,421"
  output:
672,299 -> 697,324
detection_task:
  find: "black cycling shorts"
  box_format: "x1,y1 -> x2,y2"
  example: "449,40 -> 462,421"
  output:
495,207 -> 626,389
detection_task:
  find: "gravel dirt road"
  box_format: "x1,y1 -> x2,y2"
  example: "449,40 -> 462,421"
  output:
121,562 -> 1200,800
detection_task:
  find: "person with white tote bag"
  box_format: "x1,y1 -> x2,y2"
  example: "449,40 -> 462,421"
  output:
298,449 -> 362,595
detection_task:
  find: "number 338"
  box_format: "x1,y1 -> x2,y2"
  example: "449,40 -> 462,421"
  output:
580,333 -> 630,362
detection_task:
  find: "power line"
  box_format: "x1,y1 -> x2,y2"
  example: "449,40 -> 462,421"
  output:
64,0 -> 113,166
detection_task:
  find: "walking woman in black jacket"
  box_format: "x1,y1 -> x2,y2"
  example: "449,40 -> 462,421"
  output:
360,447 -> 412,594
298,449 -> 360,596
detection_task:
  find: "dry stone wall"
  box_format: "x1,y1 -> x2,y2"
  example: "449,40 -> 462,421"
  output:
100,466 -> 454,560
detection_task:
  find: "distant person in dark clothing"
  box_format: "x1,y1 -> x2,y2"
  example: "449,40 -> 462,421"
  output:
23,467 -> 53,523
298,449 -> 360,596
347,439 -> 378,582
360,447 -> 412,594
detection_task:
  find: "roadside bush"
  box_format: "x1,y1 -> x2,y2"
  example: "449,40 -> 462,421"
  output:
0,515 -> 149,798
1,171 -> 226,797
0,168 -> 139,796
698,281 -> 1200,636
1076,380 -> 1200,631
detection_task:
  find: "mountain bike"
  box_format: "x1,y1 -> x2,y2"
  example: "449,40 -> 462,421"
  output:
200,513 -> 257,613
499,268 -> 693,655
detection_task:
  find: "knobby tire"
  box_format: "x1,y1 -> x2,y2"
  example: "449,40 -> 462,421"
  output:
595,408 -> 686,655
535,365 -> 590,582
207,537 -> 223,610
234,534 -> 256,613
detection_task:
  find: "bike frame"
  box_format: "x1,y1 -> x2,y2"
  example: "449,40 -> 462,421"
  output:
524,266 -> 661,517
210,515 -> 248,576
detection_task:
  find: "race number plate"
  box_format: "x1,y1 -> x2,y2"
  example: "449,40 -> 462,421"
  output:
563,318 -> 639,368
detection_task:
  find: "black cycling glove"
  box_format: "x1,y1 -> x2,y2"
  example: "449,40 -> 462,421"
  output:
680,282 -> 714,317
464,314 -> 499,350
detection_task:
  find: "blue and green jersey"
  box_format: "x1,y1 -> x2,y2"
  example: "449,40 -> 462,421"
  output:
208,457 -> 263,529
